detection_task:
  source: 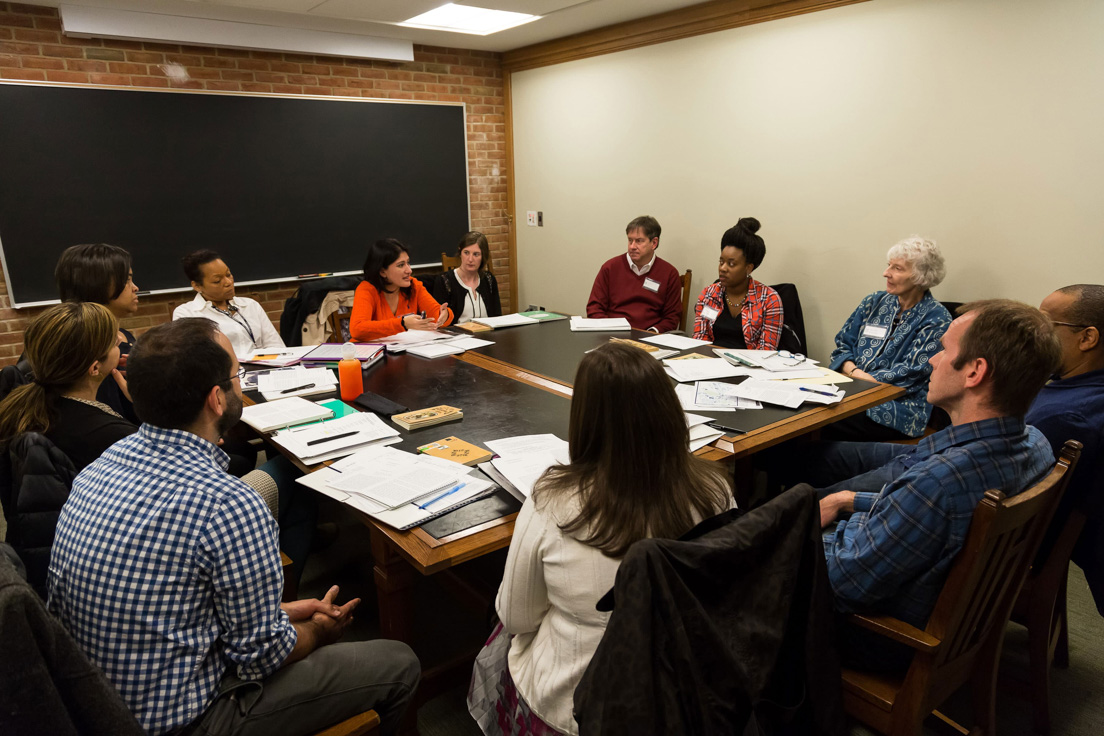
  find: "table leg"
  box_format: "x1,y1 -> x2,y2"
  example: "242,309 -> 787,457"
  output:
369,526 -> 419,645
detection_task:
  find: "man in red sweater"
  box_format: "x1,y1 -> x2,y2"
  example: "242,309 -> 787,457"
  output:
586,216 -> 684,333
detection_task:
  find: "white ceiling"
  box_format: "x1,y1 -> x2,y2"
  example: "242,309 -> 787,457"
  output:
32,1 -> 711,52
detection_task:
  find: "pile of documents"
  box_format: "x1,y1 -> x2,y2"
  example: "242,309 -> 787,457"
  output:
569,316 -> 631,332
254,366 -> 338,400
269,411 -> 402,464
297,445 -> 497,529
685,413 -> 725,451
471,313 -> 539,329
479,434 -> 570,500
239,345 -> 319,367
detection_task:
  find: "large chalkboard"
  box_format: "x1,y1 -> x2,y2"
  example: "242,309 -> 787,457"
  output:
0,82 -> 469,307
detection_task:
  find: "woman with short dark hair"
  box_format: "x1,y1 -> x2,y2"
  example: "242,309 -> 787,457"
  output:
350,238 -> 452,341
692,217 -> 784,349
431,231 -> 502,323
53,243 -> 140,421
470,343 -> 732,735
172,249 -> 285,357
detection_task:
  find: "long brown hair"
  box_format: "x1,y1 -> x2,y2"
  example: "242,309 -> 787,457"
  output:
533,342 -> 731,557
0,302 -> 118,440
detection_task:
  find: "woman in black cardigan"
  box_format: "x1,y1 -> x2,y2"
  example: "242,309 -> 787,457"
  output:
432,231 -> 502,323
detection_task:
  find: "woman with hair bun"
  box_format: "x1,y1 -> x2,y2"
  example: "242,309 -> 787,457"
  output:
827,235 -> 952,440
692,217 -> 783,349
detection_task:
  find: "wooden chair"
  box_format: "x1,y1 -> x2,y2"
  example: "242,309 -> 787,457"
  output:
312,709 -> 380,736
1009,506 -> 1089,733
327,308 -> 352,343
441,252 -> 461,271
840,440 -> 1081,736
678,269 -> 692,332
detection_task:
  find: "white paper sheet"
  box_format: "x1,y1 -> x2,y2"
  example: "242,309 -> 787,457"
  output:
256,367 -> 337,394
641,334 -> 712,350
406,342 -> 466,359
693,381 -> 763,409
473,314 -> 539,328
689,424 -> 725,452
239,344 -> 318,366
568,316 -> 631,331
676,383 -> 734,412
663,357 -> 746,383
271,412 -> 400,461
484,434 -> 569,458
240,397 -> 333,432
731,379 -> 841,408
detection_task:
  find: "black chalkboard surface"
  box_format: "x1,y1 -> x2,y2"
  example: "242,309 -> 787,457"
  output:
0,82 -> 469,307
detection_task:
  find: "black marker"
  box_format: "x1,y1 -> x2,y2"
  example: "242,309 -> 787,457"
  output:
707,422 -> 748,435
280,383 -> 315,394
306,431 -> 358,446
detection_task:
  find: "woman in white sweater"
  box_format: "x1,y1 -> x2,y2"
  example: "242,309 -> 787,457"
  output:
469,342 -> 733,736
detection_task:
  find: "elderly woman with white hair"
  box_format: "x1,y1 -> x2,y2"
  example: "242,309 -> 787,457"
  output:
826,236 -> 952,440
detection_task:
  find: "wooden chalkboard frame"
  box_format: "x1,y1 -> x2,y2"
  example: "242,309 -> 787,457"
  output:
0,81 -> 470,307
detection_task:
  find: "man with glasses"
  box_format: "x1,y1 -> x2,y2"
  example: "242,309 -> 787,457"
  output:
1028,284 -> 1104,614
47,319 -> 419,736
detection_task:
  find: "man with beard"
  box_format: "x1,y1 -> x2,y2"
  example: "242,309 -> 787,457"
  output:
47,319 -> 419,736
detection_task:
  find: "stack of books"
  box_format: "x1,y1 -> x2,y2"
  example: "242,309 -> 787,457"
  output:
391,405 -> 463,430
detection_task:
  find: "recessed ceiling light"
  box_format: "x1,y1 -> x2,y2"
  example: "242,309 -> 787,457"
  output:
399,3 -> 541,36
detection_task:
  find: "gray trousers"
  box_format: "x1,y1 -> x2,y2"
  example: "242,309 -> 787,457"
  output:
187,640 -> 420,736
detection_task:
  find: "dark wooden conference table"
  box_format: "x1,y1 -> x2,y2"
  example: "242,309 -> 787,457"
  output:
246,319 -> 902,707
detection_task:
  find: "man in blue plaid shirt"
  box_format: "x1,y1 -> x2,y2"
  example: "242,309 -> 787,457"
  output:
48,319 -> 419,735
816,300 -> 1061,671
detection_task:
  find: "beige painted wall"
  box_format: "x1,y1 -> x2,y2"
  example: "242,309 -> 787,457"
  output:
511,0 -> 1104,358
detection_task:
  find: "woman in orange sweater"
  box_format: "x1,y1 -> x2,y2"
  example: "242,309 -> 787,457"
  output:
350,238 -> 453,340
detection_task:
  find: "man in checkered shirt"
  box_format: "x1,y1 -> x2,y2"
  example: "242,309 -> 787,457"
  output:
47,318 -> 419,735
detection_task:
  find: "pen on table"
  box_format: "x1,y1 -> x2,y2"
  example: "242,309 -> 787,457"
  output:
305,430 -> 359,447
417,482 -> 466,510
798,386 -> 838,397
279,383 -> 315,394
707,422 -> 748,435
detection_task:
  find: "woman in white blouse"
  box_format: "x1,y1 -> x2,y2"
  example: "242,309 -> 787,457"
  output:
469,343 -> 733,736
432,231 -> 502,323
172,250 -> 286,357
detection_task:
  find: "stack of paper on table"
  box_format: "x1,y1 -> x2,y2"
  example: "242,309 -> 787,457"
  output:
377,330 -> 455,353
269,411 -> 402,464
241,397 -> 334,433
569,316 -> 631,332
472,313 -> 539,329
297,445 -> 496,530
713,349 -> 822,373
663,357 -> 745,383
405,334 -> 496,359
239,345 -> 317,367
482,434 -> 570,500
518,311 -> 567,322
689,424 -> 725,452
730,379 -> 843,409
299,343 -> 384,363
641,334 -> 712,350
257,367 -> 338,400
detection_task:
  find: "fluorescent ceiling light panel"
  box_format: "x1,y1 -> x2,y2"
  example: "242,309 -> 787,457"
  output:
399,3 -> 540,36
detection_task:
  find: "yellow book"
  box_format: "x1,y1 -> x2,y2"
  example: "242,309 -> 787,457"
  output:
417,436 -> 493,466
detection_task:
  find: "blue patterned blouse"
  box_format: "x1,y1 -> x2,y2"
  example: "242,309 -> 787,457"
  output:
829,291 -> 952,437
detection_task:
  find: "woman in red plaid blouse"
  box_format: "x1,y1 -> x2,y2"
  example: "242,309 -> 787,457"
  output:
692,218 -> 783,349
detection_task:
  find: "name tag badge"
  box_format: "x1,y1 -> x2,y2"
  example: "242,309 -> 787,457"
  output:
701,305 -> 720,323
862,323 -> 888,340
643,277 -> 660,293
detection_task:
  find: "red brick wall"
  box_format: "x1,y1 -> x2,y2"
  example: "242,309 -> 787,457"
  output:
0,2 -> 509,364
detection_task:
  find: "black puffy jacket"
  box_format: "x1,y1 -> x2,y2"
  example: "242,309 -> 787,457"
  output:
0,433 -> 77,598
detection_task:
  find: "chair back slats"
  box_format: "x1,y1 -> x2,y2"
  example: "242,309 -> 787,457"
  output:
926,442 -> 1081,669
